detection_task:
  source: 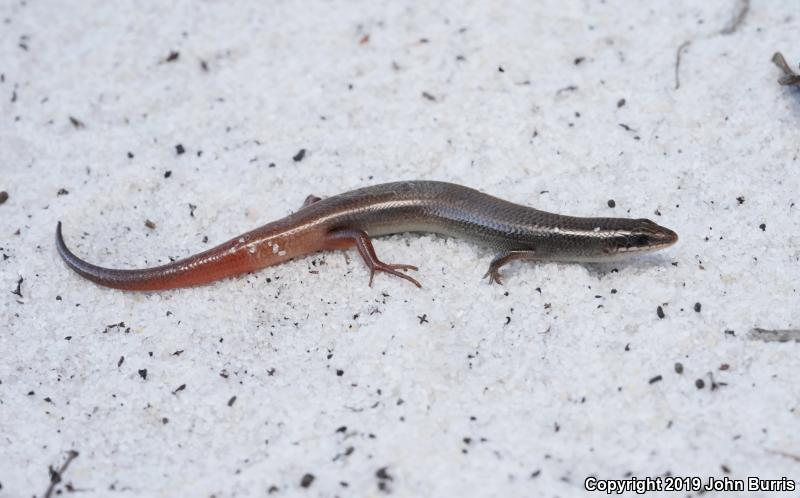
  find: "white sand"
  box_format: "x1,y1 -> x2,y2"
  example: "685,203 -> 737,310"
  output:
1,0 -> 799,496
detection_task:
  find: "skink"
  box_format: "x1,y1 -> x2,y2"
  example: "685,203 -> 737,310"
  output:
56,180 -> 678,290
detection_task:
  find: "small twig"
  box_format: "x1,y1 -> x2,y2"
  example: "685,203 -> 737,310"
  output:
767,449 -> 800,462
673,0 -> 750,90
720,0 -> 750,35
674,41 -> 692,90
555,85 -> 578,97
748,327 -> 800,343
44,450 -> 79,498
772,52 -> 800,86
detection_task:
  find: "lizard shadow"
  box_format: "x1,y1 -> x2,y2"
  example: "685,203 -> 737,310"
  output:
580,254 -> 676,279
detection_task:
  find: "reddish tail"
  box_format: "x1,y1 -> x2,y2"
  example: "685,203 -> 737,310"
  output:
55,222 -> 306,290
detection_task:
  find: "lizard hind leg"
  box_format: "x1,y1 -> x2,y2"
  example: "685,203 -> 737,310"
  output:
326,228 -> 421,288
483,250 -> 539,285
301,195 -> 323,208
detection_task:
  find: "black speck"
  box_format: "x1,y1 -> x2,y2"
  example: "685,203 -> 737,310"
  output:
674,362 -> 683,374
336,369 -> 344,377
759,223 -> 766,231
656,305 -> 665,319
57,188 -> 69,196
607,199 -> 616,208
574,57 -> 585,65
127,152 -> 134,159
300,473 -> 315,488
11,276 -> 23,298
172,383 -> 186,394
102,321 -> 126,334
138,369 -> 147,380
145,219 -> 156,229
0,191 -> 7,204
164,51 -> 179,63
175,144 -> 185,155
421,91 -> 436,101
376,466 -> 393,491
268,162 -> 276,168
118,356 -> 124,367
695,378 -> 705,389
610,288 -> 617,294
164,170 -> 172,178
724,329 -> 736,336
694,302 -> 701,312
617,98 -> 626,108
292,149 -> 306,162
649,375 -> 663,384
736,196 -> 745,205
228,396 -> 237,407
498,66 -> 504,72
417,314 -> 428,324
188,203 -> 197,217
68,116 -> 85,129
